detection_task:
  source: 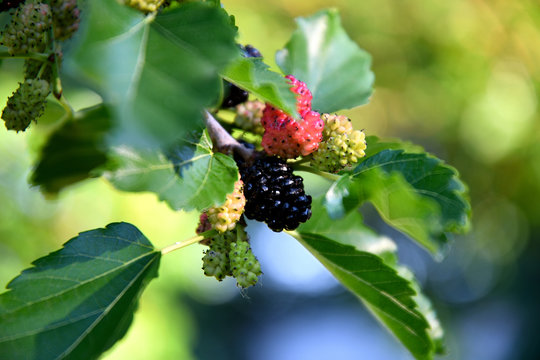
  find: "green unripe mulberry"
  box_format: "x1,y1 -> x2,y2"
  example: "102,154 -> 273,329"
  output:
2,79 -> 51,132
0,3 -> 52,55
311,114 -> 367,173
229,239 -> 262,289
50,0 -> 81,41
201,230 -> 235,281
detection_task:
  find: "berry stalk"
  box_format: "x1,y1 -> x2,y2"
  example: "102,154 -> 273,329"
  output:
292,164 -> 340,182
161,229 -> 219,255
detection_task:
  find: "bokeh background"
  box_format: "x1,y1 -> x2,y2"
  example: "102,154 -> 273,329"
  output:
1,0 -> 540,359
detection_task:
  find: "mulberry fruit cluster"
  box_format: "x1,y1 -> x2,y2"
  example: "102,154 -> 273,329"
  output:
201,226 -> 262,288
240,156 -> 312,232
311,114 -> 367,173
2,79 -> 51,132
206,179 -> 246,233
0,2 -> 52,55
261,75 -> 323,159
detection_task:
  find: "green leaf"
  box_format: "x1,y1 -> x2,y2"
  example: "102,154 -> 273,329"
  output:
0,222 -> 161,360
30,105 -> 112,194
325,148 -> 471,256
299,198 -> 445,358
106,131 -> 238,211
291,232 -> 433,359
276,9 -> 374,113
398,267 -> 446,355
364,136 -> 426,158
300,198 -> 398,264
66,0 -> 239,148
221,57 -> 299,118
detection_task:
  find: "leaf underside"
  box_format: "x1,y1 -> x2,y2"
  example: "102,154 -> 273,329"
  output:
221,57 -> 299,118
66,0 -> 239,148
276,9 -> 375,113
30,105 -> 112,194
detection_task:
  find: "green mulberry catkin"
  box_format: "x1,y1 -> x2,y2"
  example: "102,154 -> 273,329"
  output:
201,230 -> 235,281
49,0 -> 80,41
0,2 -> 52,55
229,238 -> 262,289
2,79 -> 51,132
311,113 -> 367,173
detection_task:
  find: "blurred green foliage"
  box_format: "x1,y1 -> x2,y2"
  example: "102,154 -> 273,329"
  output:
1,0 -> 539,359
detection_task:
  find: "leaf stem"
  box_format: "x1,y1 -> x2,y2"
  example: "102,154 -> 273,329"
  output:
57,95 -> 74,121
287,156 -> 311,166
203,110 -> 254,161
161,229 -> 218,255
292,164 -> 340,181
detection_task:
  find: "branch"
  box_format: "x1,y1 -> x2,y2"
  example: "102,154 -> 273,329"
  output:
204,110 -> 254,161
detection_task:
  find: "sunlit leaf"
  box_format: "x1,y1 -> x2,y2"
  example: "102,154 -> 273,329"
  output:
325,146 -> 470,255
298,198 -> 445,358
0,223 -> 161,360
291,231 -> 434,359
276,9 -> 374,113
66,0 -> 238,148
299,198 -> 398,264
106,131 -> 238,211
221,57 -> 298,118
30,105 -> 111,194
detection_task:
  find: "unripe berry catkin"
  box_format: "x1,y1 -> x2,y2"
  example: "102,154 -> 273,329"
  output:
201,230 -> 235,281
206,179 -> 246,233
2,79 -> 51,132
0,3 -> 52,55
311,114 -> 367,173
49,0 -> 80,41
229,239 -> 262,289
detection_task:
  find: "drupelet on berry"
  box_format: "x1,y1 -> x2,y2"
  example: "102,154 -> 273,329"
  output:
239,156 -> 312,232
311,114 -> 367,173
261,75 -> 323,159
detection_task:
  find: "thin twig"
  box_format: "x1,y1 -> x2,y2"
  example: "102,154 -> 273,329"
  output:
203,110 -> 254,161
161,229 -> 218,255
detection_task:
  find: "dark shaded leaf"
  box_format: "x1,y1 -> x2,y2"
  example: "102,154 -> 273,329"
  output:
0,222 -> 161,360
31,105 -> 111,194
